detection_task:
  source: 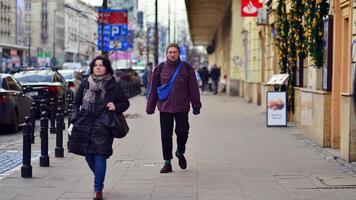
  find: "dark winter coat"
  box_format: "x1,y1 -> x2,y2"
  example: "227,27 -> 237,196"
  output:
68,77 -> 130,158
146,59 -> 201,113
210,67 -> 221,81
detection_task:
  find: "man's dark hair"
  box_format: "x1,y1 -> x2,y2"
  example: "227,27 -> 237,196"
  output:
89,56 -> 114,75
166,43 -> 180,54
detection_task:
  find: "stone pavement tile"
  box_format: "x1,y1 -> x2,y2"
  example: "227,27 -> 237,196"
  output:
198,171 -> 239,189
9,188 -> 65,200
197,188 -> 244,200
0,189 -> 17,200
285,189 -> 339,200
150,185 -> 196,199
326,189 -> 356,200
57,191 -> 92,200
278,178 -> 318,189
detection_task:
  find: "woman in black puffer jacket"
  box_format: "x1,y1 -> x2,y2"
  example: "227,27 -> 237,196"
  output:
68,56 -> 129,200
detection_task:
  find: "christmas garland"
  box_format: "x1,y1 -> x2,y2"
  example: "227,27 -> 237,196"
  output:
287,0 -> 305,113
304,0 -> 329,68
276,0 -> 289,73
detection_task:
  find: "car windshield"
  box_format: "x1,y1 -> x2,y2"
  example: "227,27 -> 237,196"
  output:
15,74 -> 52,83
59,72 -> 73,80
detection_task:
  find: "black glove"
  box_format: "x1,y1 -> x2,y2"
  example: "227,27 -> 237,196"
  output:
193,108 -> 200,115
147,110 -> 154,115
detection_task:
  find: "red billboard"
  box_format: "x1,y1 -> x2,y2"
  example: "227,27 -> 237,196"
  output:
241,0 -> 263,17
98,10 -> 128,24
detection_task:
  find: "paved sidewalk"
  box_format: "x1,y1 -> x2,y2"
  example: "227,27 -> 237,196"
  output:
1,94 -> 356,200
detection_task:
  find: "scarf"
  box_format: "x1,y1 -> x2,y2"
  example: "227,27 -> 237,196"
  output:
82,74 -> 112,109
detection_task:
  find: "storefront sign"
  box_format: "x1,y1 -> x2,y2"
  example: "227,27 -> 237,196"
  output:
241,0 -> 263,17
266,91 -> 287,127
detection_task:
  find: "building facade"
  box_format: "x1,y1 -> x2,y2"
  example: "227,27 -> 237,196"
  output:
64,0 -> 97,65
186,0 -> 356,162
0,0 -> 27,72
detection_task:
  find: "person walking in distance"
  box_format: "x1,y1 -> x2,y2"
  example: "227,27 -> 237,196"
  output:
146,43 -> 202,173
69,56 -> 130,200
210,64 -> 221,95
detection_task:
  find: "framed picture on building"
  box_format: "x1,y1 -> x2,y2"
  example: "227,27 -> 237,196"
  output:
266,91 -> 287,127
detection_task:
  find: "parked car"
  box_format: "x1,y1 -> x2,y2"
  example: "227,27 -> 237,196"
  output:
0,74 -> 33,133
58,69 -> 82,96
13,70 -> 74,114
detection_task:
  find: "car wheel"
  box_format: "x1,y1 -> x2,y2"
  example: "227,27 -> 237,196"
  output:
10,110 -> 19,133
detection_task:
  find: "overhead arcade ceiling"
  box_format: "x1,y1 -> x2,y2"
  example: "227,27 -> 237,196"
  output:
185,0 -> 231,46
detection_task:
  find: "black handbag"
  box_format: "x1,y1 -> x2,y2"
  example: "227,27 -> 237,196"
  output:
100,110 -> 129,138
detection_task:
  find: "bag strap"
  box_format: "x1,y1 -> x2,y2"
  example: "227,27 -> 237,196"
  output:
158,61 -> 184,85
168,62 -> 183,84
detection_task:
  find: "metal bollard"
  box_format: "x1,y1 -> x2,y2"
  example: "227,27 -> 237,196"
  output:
58,97 -> 66,130
55,107 -> 64,158
40,111 -> 50,167
67,104 -> 73,128
21,116 -> 32,178
50,98 -> 56,134
29,102 -> 36,143
40,99 -> 46,114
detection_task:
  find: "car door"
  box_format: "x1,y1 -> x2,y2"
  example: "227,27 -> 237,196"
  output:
7,77 -> 32,121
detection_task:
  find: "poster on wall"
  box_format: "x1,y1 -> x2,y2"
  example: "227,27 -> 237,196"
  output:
266,91 -> 287,127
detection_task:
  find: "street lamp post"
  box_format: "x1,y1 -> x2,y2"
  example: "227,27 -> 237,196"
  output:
101,0 -> 108,56
154,0 -> 158,65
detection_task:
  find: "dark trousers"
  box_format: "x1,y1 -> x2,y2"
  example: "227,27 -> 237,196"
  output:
160,112 -> 190,160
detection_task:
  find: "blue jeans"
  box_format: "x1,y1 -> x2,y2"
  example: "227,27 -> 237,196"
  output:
85,154 -> 107,192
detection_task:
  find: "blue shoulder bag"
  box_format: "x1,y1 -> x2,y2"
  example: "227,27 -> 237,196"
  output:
157,62 -> 183,101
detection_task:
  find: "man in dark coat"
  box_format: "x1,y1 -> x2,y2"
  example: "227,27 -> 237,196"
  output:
210,64 -> 221,95
146,43 -> 202,173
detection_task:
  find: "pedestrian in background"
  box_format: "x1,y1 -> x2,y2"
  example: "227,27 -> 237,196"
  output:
146,43 -> 202,173
142,62 -> 153,98
210,64 -> 221,95
69,56 -> 130,200
198,66 -> 210,94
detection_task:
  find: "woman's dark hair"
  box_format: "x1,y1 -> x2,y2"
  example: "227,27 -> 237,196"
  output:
89,56 -> 114,75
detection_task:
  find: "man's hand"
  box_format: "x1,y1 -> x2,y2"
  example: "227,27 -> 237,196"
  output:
193,108 -> 200,115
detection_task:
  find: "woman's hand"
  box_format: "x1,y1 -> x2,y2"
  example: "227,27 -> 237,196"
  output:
107,102 -> 116,111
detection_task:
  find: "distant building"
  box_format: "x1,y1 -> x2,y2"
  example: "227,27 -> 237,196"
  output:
0,0 -> 27,72
23,0 -> 97,68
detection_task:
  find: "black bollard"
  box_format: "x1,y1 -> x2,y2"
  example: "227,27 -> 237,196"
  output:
29,102 -> 36,143
40,111 -> 50,167
50,98 -> 56,134
40,99 -> 47,113
58,97 -> 66,130
67,104 -> 73,128
21,116 -> 32,178
55,107 -> 64,158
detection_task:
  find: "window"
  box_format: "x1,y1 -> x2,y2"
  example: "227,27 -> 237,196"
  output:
6,77 -> 22,91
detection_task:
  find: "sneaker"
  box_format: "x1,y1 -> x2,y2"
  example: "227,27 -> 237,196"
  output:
160,163 -> 172,173
175,151 -> 187,169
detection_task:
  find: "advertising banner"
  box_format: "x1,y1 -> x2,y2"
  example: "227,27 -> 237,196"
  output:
266,91 -> 287,127
241,0 -> 263,17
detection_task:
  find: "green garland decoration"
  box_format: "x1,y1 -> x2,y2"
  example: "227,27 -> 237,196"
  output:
276,0 -> 289,73
287,0 -> 305,113
304,0 -> 329,68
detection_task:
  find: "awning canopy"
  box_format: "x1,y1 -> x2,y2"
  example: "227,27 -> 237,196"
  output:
185,0 -> 231,46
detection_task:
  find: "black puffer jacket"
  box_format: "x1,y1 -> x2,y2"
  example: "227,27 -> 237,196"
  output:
68,77 -> 130,157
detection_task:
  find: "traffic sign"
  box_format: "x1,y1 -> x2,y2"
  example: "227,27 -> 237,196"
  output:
98,9 -> 128,24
